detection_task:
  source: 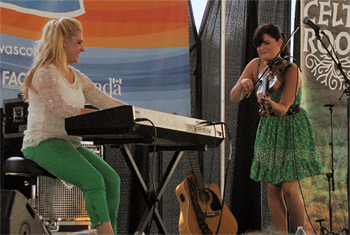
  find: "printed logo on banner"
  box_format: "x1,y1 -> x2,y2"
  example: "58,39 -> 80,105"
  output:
0,37 -> 124,96
0,0 -> 85,17
0,35 -> 36,96
2,71 -> 27,90
95,78 -> 123,97
0,1 -> 190,115
302,0 -> 350,90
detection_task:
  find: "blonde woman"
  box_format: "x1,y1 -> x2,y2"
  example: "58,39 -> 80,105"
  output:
22,17 -> 126,234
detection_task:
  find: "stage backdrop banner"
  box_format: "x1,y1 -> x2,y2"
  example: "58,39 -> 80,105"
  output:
301,0 -> 349,233
0,0 -> 190,116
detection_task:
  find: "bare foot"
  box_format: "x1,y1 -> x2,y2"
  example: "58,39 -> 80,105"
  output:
95,222 -> 114,235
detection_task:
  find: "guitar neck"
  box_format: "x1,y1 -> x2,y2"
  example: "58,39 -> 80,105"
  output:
187,151 -> 206,191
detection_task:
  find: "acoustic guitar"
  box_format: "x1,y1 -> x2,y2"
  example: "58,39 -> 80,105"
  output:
175,151 -> 238,234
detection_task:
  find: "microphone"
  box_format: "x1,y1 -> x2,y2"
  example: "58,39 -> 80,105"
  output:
303,17 -> 320,33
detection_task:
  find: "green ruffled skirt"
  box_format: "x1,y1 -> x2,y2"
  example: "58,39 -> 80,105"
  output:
250,108 -> 322,185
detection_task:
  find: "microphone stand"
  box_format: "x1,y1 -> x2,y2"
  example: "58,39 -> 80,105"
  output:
324,104 -> 335,232
312,28 -> 350,234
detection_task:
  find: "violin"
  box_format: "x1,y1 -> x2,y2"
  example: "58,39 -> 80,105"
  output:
257,58 -> 292,117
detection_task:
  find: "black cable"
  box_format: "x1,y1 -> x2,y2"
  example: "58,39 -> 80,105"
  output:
245,59 -> 317,234
134,118 -> 158,191
134,118 -> 158,232
206,124 -> 217,217
249,57 -> 317,234
197,121 -> 218,218
200,121 -> 234,235
290,63 -> 317,234
215,122 -> 234,235
207,123 -> 217,192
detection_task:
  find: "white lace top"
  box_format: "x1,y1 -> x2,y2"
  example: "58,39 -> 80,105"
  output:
22,64 -> 126,150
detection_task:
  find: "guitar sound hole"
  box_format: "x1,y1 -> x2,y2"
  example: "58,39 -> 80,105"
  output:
198,189 -> 222,211
209,189 -> 222,211
198,190 -> 210,203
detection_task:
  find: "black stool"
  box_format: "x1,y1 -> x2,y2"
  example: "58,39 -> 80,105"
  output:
4,157 -> 95,234
4,156 -> 55,209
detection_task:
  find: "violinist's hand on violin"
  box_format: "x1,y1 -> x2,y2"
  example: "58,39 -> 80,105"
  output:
240,78 -> 254,94
257,93 -> 271,103
258,95 -> 272,108
257,94 -> 272,116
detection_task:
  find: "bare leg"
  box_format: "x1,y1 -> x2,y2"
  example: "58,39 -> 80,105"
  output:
96,222 -> 115,235
282,182 -> 305,230
267,183 -> 288,233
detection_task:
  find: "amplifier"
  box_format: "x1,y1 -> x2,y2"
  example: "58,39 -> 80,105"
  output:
3,98 -> 28,139
37,142 -> 104,222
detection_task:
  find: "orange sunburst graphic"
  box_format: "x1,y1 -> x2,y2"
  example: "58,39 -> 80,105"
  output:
0,0 -> 189,48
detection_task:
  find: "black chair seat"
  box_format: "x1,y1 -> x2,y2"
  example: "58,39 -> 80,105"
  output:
4,156 -> 55,178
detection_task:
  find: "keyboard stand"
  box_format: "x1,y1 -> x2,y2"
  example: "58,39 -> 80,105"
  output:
111,144 -> 203,234
62,105 -> 225,233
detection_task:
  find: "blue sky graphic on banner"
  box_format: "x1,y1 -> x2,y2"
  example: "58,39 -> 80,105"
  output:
0,1 -> 190,116
1,0 -> 85,17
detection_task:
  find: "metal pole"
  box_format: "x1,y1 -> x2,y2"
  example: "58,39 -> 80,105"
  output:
220,0 -> 226,197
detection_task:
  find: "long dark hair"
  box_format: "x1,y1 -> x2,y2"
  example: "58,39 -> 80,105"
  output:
252,22 -> 290,58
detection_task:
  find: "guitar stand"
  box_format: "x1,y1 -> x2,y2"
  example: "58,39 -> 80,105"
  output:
111,143 -> 204,234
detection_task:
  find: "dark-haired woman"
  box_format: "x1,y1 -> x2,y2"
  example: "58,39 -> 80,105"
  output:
230,23 -> 322,233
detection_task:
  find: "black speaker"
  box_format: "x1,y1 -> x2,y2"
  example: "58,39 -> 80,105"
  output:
1,190 -> 45,234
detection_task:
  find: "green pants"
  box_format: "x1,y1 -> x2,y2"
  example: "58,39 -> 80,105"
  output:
22,138 -> 120,234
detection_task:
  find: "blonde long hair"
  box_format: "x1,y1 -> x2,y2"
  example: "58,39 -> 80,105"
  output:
22,17 -> 82,100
